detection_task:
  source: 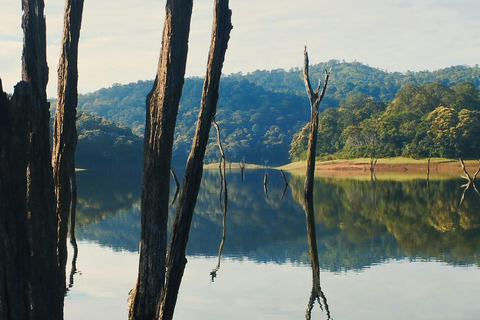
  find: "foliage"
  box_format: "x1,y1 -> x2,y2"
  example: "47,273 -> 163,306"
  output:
75,112 -> 143,169
290,82 -> 480,160
59,62 -> 480,165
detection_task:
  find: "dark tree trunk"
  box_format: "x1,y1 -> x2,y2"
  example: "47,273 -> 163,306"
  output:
1,1 -> 67,318
303,48 -> 331,200
0,80 -> 31,320
52,0 -> 84,298
129,1 -> 194,319
22,1 -> 63,318
302,47 -> 331,320
157,1 -> 232,318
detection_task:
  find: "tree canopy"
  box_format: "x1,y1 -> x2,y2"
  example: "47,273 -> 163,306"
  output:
290,81 -> 480,160
62,62 -> 480,166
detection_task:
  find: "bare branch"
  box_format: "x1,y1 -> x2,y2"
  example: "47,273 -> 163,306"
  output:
459,158 -> 472,183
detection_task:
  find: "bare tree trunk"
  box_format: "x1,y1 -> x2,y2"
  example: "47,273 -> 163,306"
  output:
0,80 -> 31,320
52,0 -> 84,299
22,1 -> 63,318
2,1 -> 81,318
303,47 -> 331,200
157,1 -> 232,318
129,1 -> 194,319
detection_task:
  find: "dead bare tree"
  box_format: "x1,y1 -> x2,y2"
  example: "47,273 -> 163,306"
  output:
169,169 -> 180,207
239,157 -> 246,182
459,158 -> 480,205
52,0 -> 85,298
128,0 -> 194,319
210,118 -> 228,281
1,1 -> 68,318
157,1 -> 232,318
303,47 -> 331,199
302,47 -> 332,320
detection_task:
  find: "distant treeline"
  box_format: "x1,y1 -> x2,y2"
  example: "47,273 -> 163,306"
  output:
67,61 -> 480,166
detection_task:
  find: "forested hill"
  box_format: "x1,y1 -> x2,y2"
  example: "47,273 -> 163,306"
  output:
74,61 -> 480,166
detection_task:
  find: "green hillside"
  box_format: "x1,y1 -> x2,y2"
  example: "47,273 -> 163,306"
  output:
72,61 -> 480,166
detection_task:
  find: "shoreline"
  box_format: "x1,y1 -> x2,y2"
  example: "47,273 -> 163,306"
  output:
206,158 -> 480,179
280,158 -> 480,178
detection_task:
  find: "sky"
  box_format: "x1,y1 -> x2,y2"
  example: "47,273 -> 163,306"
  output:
1,0 -> 480,98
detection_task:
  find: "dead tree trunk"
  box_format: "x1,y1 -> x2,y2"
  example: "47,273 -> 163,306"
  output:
210,119 -> 228,281
1,1 -> 64,318
303,47 -> 331,200
0,80 -> 32,320
22,1 -> 63,318
128,1 -> 194,319
157,1 -> 232,318
52,0 -> 84,298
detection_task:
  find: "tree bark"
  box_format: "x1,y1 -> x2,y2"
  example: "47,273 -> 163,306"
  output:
303,47 -> 330,200
52,0 -> 84,299
0,80 -> 31,320
157,1 -> 232,318
1,1 -> 63,318
22,1 -> 63,318
129,1 -> 194,319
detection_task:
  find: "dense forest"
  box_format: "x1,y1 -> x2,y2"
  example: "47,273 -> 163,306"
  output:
66,61 -> 480,166
290,82 -> 480,160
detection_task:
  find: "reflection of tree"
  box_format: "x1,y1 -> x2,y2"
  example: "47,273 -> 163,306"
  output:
304,196 -> 331,320
289,175 -> 480,267
210,166 -> 228,281
76,169 -> 480,270
211,124 -> 228,281
459,158 -> 480,206
68,171 -> 79,291
75,168 -> 142,226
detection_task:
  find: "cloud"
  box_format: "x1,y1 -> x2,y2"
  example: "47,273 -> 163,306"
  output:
1,0 -> 479,97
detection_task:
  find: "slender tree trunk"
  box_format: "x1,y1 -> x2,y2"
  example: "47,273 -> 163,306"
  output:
302,48 -> 331,320
303,47 -> 330,200
52,0 -> 84,299
157,1 -> 232,318
129,1 -> 194,319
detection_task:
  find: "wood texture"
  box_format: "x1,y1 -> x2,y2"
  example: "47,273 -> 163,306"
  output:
303,47 -> 331,200
157,0 -> 232,318
129,0 -> 194,319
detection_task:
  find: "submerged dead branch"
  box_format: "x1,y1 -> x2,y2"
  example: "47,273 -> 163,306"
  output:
211,117 -> 228,281
459,158 -> 480,205
169,169 -> 180,207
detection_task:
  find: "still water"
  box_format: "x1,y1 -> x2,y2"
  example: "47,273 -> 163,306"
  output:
65,167 -> 480,319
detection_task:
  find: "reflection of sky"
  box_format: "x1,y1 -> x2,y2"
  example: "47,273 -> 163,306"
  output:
65,240 -> 480,319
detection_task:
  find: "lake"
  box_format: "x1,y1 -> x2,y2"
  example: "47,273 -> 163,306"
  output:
65,167 -> 480,319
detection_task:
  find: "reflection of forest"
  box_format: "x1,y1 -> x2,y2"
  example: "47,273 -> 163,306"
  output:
289,175 -> 480,267
75,168 -> 480,270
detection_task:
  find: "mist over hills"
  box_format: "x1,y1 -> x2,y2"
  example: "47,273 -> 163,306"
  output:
73,61 -> 480,167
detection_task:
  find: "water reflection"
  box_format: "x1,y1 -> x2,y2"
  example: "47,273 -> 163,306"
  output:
210,164 -> 228,281
74,168 -> 480,269
304,195 -> 331,319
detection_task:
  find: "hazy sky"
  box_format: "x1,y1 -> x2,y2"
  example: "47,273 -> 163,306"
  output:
1,0 -> 479,97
